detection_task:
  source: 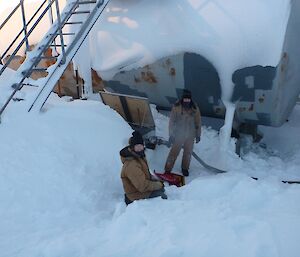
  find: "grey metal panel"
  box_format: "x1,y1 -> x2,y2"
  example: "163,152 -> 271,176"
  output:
104,1 -> 300,129
271,0 -> 300,126
104,54 -> 185,107
232,66 -> 276,102
183,53 -> 223,117
232,0 -> 300,127
232,66 -> 277,125
105,80 -> 148,98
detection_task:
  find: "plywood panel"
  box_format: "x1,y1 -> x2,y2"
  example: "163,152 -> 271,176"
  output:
126,97 -> 154,127
100,91 -> 155,128
100,92 -> 126,119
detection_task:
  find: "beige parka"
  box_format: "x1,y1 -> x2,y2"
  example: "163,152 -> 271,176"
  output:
120,147 -> 163,201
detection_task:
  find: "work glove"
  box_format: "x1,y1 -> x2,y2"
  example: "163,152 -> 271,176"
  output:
169,136 -> 175,145
196,136 -> 201,144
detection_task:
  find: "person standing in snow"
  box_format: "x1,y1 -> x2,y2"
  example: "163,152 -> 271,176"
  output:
120,131 -> 167,205
164,89 -> 201,177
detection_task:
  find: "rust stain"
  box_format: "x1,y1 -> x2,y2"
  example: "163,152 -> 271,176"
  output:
166,58 -> 171,66
169,67 -> 176,76
140,71 -> 157,83
161,58 -> 172,69
258,94 -> 265,103
281,52 -> 288,72
134,76 -> 141,83
249,103 -> 254,111
215,107 -> 222,114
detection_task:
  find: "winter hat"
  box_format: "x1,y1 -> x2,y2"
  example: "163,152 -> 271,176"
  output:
130,131 -> 144,147
181,89 -> 192,99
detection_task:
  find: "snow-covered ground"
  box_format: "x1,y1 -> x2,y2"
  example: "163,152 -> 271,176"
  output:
1,88 -> 300,257
1,1 -> 300,256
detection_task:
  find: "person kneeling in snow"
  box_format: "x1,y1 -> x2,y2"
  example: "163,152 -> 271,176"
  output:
120,131 -> 167,205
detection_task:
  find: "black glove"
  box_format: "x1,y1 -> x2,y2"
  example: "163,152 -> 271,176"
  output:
196,136 -> 201,144
169,136 -> 175,145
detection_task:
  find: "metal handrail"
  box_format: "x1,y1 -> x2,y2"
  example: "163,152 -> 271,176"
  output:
0,0 -> 56,76
0,0 -> 68,119
0,0 -> 82,117
0,0 -> 106,119
22,0 -> 82,79
0,2 -> 21,31
0,0 -> 49,61
30,0 -> 109,111
20,0 -> 30,52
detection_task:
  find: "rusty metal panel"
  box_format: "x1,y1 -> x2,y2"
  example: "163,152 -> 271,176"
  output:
104,54 -> 185,108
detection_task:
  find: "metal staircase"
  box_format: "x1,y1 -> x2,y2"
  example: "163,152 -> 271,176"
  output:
0,0 -> 110,118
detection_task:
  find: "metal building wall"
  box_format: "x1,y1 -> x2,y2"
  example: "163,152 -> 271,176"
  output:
272,0 -> 300,126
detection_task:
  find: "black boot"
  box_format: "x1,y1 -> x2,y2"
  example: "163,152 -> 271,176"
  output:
182,169 -> 189,177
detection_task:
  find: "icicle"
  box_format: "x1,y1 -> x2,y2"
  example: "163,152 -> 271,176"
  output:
219,100 -> 236,150
218,69 -> 236,151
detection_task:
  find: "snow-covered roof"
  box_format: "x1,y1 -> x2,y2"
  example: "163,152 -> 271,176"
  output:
0,0 -> 291,101
90,0 -> 291,101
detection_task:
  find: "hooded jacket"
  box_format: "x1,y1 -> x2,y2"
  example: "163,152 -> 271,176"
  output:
120,146 -> 163,201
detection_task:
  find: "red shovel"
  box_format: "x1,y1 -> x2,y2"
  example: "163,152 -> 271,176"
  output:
154,171 -> 185,187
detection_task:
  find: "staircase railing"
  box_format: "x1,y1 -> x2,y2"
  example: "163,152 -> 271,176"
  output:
0,0 -> 109,120
0,0 -> 56,72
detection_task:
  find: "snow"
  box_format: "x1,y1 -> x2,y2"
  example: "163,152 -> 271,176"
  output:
1,90 -> 300,256
0,0 -> 291,148
0,0 -> 291,90
90,0 -> 290,87
219,101 -> 236,150
1,1 -> 300,256
89,0 -> 292,149
0,97 -> 132,256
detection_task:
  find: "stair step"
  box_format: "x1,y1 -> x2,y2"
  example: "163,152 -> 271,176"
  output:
49,32 -> 75,36
78,0 -> 97,4
31,68 -> 48,72
72,10 -> 91,14
65,21 -> 83,25
50,44 -> 67,47
38,45 -> 46,50
40,56 -> 58,59
21,68 -> 48,76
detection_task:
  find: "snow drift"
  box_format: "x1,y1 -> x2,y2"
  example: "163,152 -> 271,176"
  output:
1,96 -> 300,257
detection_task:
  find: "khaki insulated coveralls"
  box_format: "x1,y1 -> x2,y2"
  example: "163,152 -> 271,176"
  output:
165,101 -> 201,172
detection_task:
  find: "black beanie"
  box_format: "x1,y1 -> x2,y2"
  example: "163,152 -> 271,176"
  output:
182,89 -> 192,99
130,131 -> 144,147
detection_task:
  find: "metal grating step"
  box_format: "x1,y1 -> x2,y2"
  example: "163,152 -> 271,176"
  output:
78,1 -> 97,4
50,44 -> 67,47
65,21 -> 83,25
49,32 -> 75,36
72,11 -> 91,14
40,56 -> 58,59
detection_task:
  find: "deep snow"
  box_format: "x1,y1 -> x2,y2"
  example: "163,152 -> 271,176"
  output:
1,1 -> 300,256
1,90 -> 300,257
